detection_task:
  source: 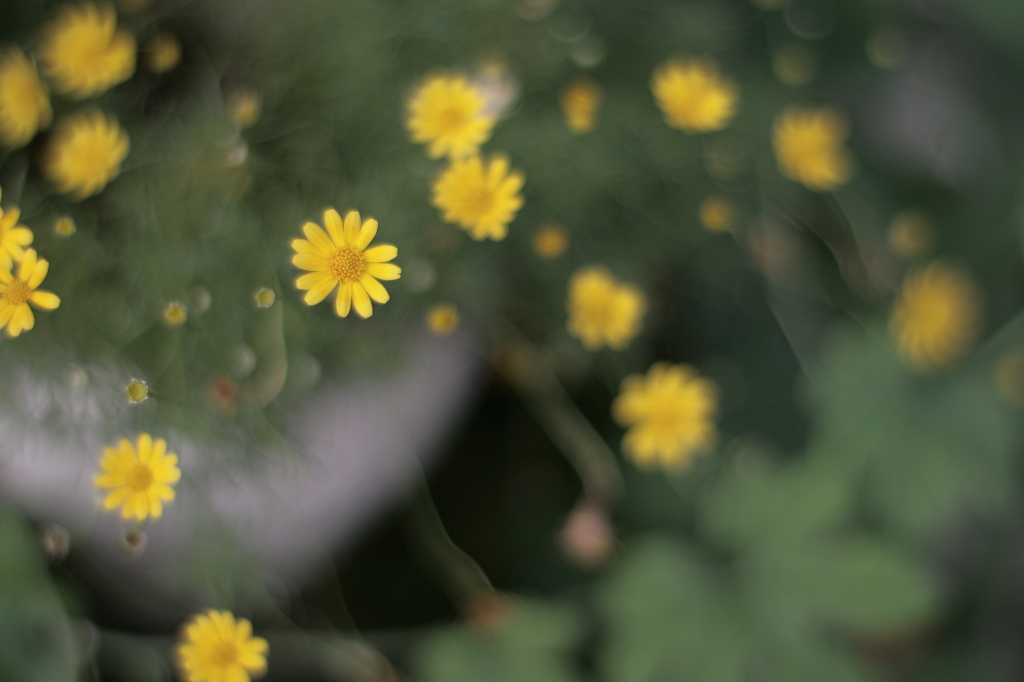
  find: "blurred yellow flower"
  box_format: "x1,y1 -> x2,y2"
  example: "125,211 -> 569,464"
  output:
226,88 -> 261,129
406,74 -> 494,159
0,249 -> 60,338
532,223 -> 569,259
612,362 -> 718,471
144,32 -> 181,73
43,110 -> 130,199
432,154 -> 524,241
95,433 -> 179,521
0,49 -> 52,148
772,105 -> 853,191
177,610 -> 268,682
888,209 -> 933,259
699,195 -> 737,233
426,303 -> 459,336
890,262 -> 979,373
559,79 -> 601,134
292,208 -> 401,318
0,206 -> 34,271
54,215 -> 76,237
38,3 -> 136,99
651,58 -> 739,133
566,266 -> 646,351
163,300 -> 187,326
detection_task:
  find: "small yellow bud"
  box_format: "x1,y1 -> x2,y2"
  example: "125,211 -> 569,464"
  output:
888,209 -> 933,259
125,379 -> 149,403
144,32 -> 181,73
226,88 -> 261,129
532,223 -> 569,259
426,304 -> 460,336
54,215 -> 76,237
699,196 -> 737,233
254,287 -> 276,308
163,301 -> 187,326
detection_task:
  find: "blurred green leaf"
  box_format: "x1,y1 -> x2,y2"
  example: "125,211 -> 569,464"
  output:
597,536 -> 746,682
743,536 -> 940,635
699,461 -> 853,549
416,599 -> 583,682
0,509 -> 78,681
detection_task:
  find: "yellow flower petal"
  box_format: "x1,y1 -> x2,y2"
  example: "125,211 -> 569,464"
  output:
296,271 -> 332,290
301,221 -> 335,253
359,275 -> 390,304
365,263 -> 401,280
303,278 -> 337,305
363,244 -> 397,263
292,254 -> 328,272
351,282 -> 373,318
335,282 -> 353,317
323,208 -> 344,247
355,218 -> 378,250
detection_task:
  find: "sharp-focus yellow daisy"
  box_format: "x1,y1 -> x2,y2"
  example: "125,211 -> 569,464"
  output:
559,79 -> 601,134
177,610 -> 268,682
0,248 -> 60,338
890,261 -> 980,373
43,110 -> 130,199
0,48 -> 52,148
0,205 -> 34,271
612,362 -> 718,471
566,266 -> 646,351
651,58 -> 739,133
432,154 -> 524,241
772,105 -> 854,191
37,3 -> 136,99
292,209 -> 401,319
406,73 -> 495,159
94,433 -> 180,521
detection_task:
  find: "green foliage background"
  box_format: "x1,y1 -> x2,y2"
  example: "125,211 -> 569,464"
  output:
4,0 -> 1024,679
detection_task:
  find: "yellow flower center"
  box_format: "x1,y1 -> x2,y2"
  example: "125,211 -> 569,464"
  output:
3,279 -> 30,306
327,246 -> 366,283
464,187 -> 495,218
125,463 -> 153,491
439,106 -> 469,133
209,641 -> 238,666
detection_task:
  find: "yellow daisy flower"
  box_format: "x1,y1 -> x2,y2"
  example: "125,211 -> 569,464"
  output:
38,3 -> 136,99
426,303 -> 459,336
94,433 -> 180,521
43,110 -> 130,199
0,248 -> 60,338
559,79 -> 602,134
889,261 -> 980,373
772,105 -> 854,191
431,154 -> 524,241
291,208 -> 401,319
612,362 -> 718,471
651,58 -> 739,133
0,48 -> 52,148
698,195 -> 737,233
0,205 -> 34,271
177,610 -> 268,682
406,73 -> 495,159
566,266 -> 646,351
532,223 -> 569,259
